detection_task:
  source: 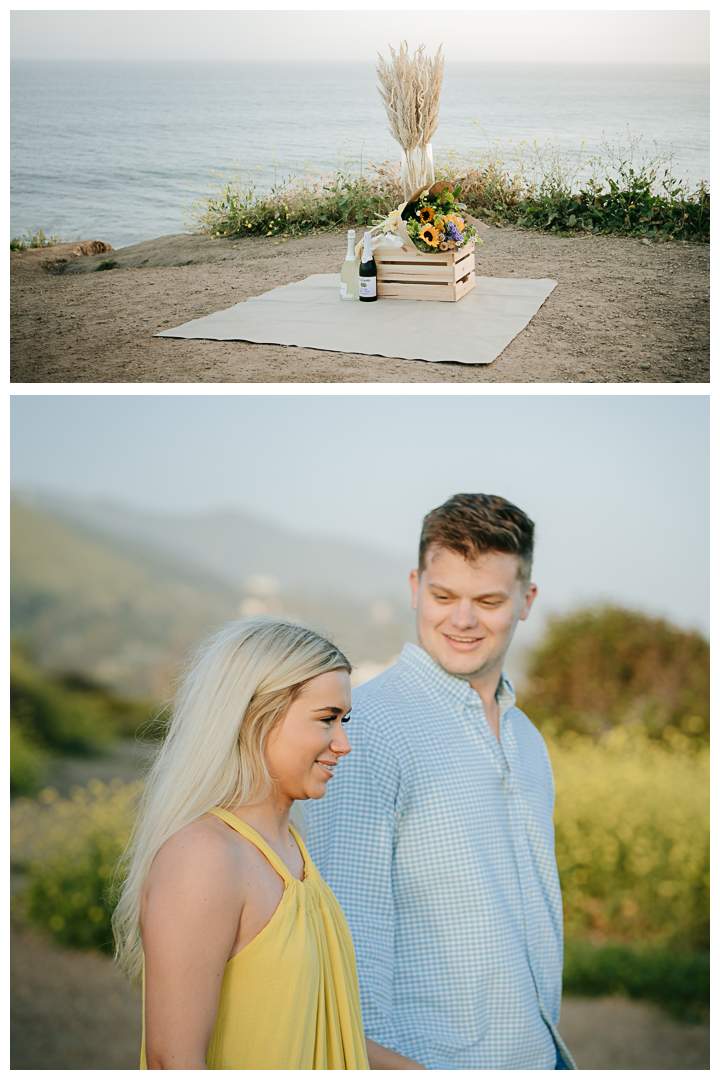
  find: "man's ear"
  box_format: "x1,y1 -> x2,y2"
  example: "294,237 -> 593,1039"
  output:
519,583 -> 538,621
409,569 -> 420,611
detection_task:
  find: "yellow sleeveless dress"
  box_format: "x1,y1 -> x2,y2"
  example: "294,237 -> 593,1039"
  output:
140,808 -> 369,1070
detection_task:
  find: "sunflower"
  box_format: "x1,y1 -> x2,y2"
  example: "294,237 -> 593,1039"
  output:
419,223 -> 440,246
418,206 -> 435,223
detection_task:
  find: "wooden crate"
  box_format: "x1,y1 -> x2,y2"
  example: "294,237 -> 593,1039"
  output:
375,242 -> 475,302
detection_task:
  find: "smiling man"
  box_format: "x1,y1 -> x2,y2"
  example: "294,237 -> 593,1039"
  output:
304,494 -> 576,1070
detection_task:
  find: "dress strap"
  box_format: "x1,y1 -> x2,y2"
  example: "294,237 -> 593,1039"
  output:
289,825 -> 312,872
209,807 -> 299,883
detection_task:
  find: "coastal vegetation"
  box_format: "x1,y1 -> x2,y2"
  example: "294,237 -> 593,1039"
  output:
9,604 -> 709,1018
10,229 -> 62,251
10,725 -> 709,1017
518,605 -> 709,744
10,649 -> 154,795
185,133 -> 709,245
12,136 -> 708,253
552,730 -> 708,1019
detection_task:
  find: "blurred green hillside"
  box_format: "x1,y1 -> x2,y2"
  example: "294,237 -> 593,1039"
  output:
11,500 -> 242,696
11,498 -> 415,699
10,650 -> 155,795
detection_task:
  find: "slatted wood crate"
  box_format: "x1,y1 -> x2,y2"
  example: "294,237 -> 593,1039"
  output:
375,242 -> 476,302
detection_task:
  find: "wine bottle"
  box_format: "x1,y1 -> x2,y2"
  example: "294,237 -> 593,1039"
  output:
340,229 -> 359,300
358,231 -> 378,302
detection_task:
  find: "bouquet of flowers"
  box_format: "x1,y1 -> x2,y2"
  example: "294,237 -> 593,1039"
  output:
402,183 -> 484,253
361,180 -> 488,258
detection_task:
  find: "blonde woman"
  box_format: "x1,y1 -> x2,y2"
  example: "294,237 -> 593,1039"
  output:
113,617 -> 369,1070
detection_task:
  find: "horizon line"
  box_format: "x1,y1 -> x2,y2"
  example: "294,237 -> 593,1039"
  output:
10,56 -> 711,65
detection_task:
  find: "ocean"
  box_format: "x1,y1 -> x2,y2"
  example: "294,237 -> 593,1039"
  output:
10,60 -> 709,251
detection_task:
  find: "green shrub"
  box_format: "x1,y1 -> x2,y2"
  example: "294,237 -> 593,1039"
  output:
563,940 -> 709,1021
25,832 -> 120,952
10,720 -> 47,795
95,259 -> 119,271
185,152 -> 400,241
55,671 -> 157,740
10,229 -> 63,252
11,657 -> 117,757
439,130 -> 709,242
520,606 -> 709,742
11,780 -> 138,953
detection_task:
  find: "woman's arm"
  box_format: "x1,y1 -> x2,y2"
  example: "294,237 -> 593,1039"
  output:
365,1037 -> 426,1070
141,823 -> 243,1070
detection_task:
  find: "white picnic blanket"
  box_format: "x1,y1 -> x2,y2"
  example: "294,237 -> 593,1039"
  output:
156,274 -> 557,365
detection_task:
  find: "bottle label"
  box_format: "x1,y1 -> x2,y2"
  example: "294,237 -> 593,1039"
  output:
340,282 -> 347,298
359,277 -> 377,298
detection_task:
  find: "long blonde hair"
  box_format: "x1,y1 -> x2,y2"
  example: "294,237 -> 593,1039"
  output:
112,615 -> 351,987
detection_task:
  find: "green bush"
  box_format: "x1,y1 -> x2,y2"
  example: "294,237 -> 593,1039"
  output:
10,229 -> 62,252
11,657 -> 116,757
563,940 -> 709,1021
54,671 -> 157,740
10,720 -> 47,795
95,259 -> 118,271
11,780 -> 138,953
520,606 -> 709,742
25,832 -> 120,953
185,153 -> 400,241
9,656 -> 157,774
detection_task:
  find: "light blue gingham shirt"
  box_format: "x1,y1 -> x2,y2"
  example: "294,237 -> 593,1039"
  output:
304,642 -> 576,1070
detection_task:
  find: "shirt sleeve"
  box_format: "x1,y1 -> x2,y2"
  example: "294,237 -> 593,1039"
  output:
304,704 -> 405,1048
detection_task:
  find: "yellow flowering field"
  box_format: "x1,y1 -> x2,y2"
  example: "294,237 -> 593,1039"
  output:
550,729 -> 709,951
10,732 -> 709,964
11,779 -> 139,950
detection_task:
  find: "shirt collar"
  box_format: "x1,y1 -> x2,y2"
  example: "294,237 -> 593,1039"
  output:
398,641 -> 516,716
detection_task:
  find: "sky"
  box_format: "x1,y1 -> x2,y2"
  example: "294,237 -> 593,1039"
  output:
11,394 -> 709,637
9,8 -> 710,64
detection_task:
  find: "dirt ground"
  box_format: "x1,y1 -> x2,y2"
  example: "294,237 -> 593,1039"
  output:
10,227 -> 709,384
10,922 -> 709,1070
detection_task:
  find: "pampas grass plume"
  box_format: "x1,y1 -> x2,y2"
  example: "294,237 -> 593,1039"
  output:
376,41 -> 444,152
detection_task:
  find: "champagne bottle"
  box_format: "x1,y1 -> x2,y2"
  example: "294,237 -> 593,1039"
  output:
340,229 -> 359,300
358,231 -> 378,302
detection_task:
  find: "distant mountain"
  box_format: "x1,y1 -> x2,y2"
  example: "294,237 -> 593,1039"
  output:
11,495 -> 416,697
23,491 -> 412,603
11,499 -> 242,696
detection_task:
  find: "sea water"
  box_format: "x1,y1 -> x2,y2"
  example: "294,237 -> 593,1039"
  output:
10,60 -> 709,250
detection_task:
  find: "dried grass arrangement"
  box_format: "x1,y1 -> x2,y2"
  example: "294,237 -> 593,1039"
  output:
376,41 -> 445,201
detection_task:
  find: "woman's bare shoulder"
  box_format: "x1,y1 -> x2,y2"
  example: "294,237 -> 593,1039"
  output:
145,813 -> 247,897
141,814 -> 248,959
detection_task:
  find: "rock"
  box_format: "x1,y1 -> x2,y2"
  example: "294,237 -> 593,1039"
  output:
74,240 -> 114,256
10,240 -> 114,277
60,233 -> 245,275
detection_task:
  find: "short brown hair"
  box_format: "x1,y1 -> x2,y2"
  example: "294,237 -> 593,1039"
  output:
418,494 -> 535,585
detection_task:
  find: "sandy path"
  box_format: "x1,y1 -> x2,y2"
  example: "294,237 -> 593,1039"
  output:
10,228 -> 708,384
10,923 -> 708,1070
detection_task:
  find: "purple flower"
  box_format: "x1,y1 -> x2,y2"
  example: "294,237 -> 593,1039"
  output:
444,221 -> 463,244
